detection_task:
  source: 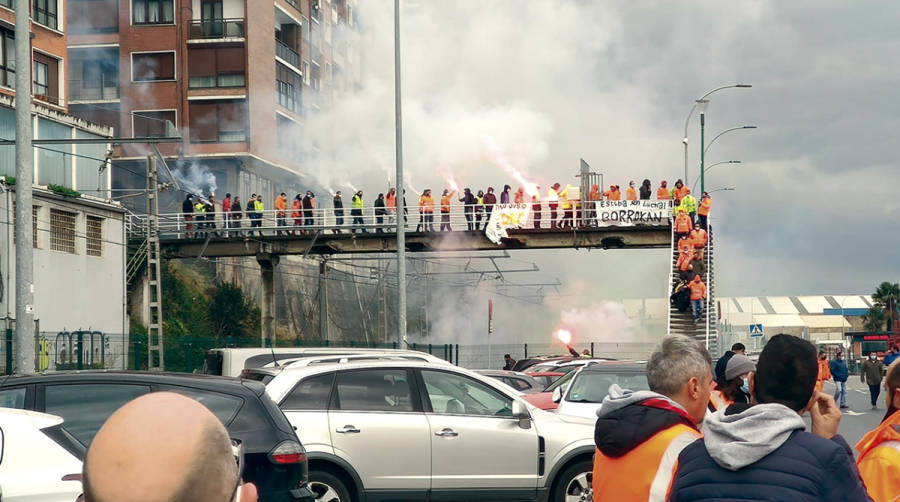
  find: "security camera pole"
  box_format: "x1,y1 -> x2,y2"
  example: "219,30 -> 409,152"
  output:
14,0 -> 35,374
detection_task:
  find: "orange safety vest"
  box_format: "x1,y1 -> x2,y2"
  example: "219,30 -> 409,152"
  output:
856,411 -> 900,502
689,279 -> 706,300
386,192 -> 396,210
593,423 -> 701,501
589,185 -> 601,201
698,197 -> 712,216
275,196 -> 287,213
440,194 -> 452,213
691,229 -> 708,248
678,237 -> 693,256
420,195 -> 434,213
290,199 -> 301,219
514,190 -> 525,204
657,187 -> 670,200
626,186 -> 637,200
675,186 -> 690,201
675,213 -> 692,233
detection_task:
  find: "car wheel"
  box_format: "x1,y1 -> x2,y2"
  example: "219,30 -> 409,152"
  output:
553,460 -> 593,502
309,470 -> 352,502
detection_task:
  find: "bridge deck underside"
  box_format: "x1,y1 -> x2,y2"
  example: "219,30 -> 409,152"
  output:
151,226 -> 671,258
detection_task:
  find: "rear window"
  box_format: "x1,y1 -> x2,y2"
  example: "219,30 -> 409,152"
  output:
503,377 -> 531,391
282,372 -> 334,411
0,388 -> 26,408
159,386 -> 243,426
44,384 -> 152,446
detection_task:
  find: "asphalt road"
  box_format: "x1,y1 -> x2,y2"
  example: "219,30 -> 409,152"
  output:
816,379 -> 885,457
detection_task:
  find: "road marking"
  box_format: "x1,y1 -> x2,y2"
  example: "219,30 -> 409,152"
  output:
843,410 -> 867,416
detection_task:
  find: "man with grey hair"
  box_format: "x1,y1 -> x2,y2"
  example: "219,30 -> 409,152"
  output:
82,392 -> 258,502
592,335 -> 712,501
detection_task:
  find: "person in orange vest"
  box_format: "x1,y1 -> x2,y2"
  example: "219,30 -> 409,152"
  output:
689,274 -> 706,322
385,187 -> 397,225
697,191 -> 712,229
274,192 -> 288,235
593,335 -> 711,501
417,189 -> 435,232
626,180 -> 637,201
676,234 -> 694,273
856,359 -> 900,501
290,194 -> 302,235
603,185 -> 621,201
675,207 -> 692,239
586,183 -> 601,223
815,351 -> 832,393
439,189 -> 455,231
657,180 -> 670,199
531,190 -> 542,229
672,179 -> 690,204
690,223 -> 708,261
513,187 -> 525,204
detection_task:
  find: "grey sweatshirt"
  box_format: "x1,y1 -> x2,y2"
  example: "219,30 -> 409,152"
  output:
701,403 -> 806,471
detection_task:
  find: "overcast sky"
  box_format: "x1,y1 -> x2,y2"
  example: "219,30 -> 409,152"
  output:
303,1 -> 900,339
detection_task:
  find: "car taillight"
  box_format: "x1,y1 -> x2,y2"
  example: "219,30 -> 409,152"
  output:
268,440 -> 307,464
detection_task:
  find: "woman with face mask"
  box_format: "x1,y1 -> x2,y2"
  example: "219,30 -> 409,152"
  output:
720,354 -> 757,405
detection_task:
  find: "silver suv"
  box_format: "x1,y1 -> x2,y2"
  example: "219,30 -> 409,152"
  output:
262,360 -> 596,502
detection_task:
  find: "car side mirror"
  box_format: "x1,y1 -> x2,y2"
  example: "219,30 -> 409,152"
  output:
511,400 -> 531,429
552,387 -> 562,403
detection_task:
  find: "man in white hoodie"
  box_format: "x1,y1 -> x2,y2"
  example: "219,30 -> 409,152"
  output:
668,334 -> 870,502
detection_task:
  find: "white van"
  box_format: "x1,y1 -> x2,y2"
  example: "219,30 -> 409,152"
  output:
204,347 -> 451,377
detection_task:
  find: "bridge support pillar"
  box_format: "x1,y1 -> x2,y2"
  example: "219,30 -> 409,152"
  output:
256,254 -> 280,348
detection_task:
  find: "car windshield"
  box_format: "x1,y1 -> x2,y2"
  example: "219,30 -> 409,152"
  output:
566,371 -> 649,403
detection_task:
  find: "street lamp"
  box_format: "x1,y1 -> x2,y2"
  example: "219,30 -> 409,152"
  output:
708,187 -> 735,194
692,160 -> 741,194
704,126 -> 757,157
682,84 -> 752,183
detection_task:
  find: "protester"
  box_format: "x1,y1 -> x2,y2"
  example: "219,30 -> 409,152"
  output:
816,351 -> 832,393
689,274 -> 706,323
668,334 -> 870,502
855,359 -> 900,502
531,191 -> 542,229
291,194 -> 302,235
193,198 -> 207,238
503,354 -> 516,371
207,195 -> 218,236
474,190 -> 485,230
460,188 -> 477,230
333,191 -> 344,233
374,193 -> 386,233
674,207 -> 692,240
440,189 -> 454,231
861,353 -> 884,410
640,179 -> 652,200
484,187 -> 497,221
672,179 -> 689,203
603,185 -> 621,201
657,180 -> 669,200
715,343 -> 746,388
221,193 -> 231,235
275,192 -> 288,235
547,184 -> 560,229
626,181 -> 637,201
514,187 -> 525,204
253,194 -> 264,230
351,190 -> 365,232
691,223 -> 708,261
558,184 -> 573,228
831,351 -> 850,409
670,277 -> 691,313
182,194 -> 194,238
418,189 -> 435,232
302,191 -> 315,227
500,184 -> 511,204
385,187 -> 397,225
246,195 -> 257,234
680,190 -> 698,224
82,392 -> 257,502
698,191 -> 712,229
592,335 -> 710,500
721,354 -> 756,404
676,234 -> 694,273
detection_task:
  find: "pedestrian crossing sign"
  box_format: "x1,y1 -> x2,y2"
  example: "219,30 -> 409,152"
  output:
749,324 -> 764,337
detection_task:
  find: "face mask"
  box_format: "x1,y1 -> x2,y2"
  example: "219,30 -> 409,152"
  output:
741,378 -> 751,396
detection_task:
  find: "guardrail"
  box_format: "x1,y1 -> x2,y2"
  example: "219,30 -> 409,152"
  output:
127,202 -> 670,240
188,18 -> 245,39
276,39 -> 300,68
69,78 -> 120,101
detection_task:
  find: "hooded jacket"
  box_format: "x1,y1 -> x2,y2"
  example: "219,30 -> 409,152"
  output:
670,403 -> 871,502
830,358 -> 849,382
856,410 -> 900,502
593,386 -> 701,501
640,180 -> 652,200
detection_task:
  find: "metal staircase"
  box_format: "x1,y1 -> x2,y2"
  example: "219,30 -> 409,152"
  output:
667,223 -> 718,354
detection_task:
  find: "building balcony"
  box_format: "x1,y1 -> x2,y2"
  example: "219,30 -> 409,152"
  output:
188,18 -> 245,40
68,79 -> 120,102
276,39 -> 300,69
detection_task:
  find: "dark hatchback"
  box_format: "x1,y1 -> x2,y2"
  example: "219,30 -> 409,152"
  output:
0,371 -> 313,502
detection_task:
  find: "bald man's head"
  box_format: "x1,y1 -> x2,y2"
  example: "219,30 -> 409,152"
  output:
83,392 -> 237,502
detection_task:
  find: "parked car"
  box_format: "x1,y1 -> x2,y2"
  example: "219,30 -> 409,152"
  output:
257,351 -> 452,370
524,371 -> 566,389
264,360 -> 597,502
473,370 -> 543,394
0,372 -> 313,502
0,408 -> 84,501
511,355 -> 568,372
553,362 -> 649,419
521,371 -> 577,411
526,358 -> 614,375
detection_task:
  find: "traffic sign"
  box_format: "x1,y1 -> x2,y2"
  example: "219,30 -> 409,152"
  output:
749,324 -> 764,337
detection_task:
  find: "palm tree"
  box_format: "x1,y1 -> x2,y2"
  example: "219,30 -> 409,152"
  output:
863,306 -> 887,332
872,281 -> 900,332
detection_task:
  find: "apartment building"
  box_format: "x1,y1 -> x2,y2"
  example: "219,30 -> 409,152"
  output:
66,0 -> 359,209
0,0 -> 68,109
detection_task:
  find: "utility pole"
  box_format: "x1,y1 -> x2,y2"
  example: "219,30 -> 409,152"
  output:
393,0 -> 407,348
319,260 -> 327,342
146,156 -> 165,370
14,0 -> 34,374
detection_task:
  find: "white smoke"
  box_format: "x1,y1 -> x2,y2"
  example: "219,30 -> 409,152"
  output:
173,162 -> 218,198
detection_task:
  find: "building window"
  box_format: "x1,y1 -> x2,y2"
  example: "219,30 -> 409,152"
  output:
301,61 -> 309,85
33,0 -> 58,30
70,0 -> 119,33
276,63 -> 300,112
187,47 -> 245,89
33,207 -> 38,248
133,0 -> 173,24
32,53 -> 59,105
86,216 -> 102,256
50,209 -> 76,254
70,47 -> 119,101
0,28 -> 14,88
133,110 -> 175,138
132,52 -> 175,82
189,100 -> 247,143
0,0 -> 10,8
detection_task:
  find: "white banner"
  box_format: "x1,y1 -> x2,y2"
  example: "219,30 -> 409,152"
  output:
485,203 -> 531,244
594,200 -> 672,226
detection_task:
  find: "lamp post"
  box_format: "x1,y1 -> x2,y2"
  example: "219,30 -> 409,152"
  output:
692,160 -> 741,194
393,0 -> 407,347
682,84 -> 752,184
697,99 -> 709,195
707,187 -> 736,194
704,126 -> 757,157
